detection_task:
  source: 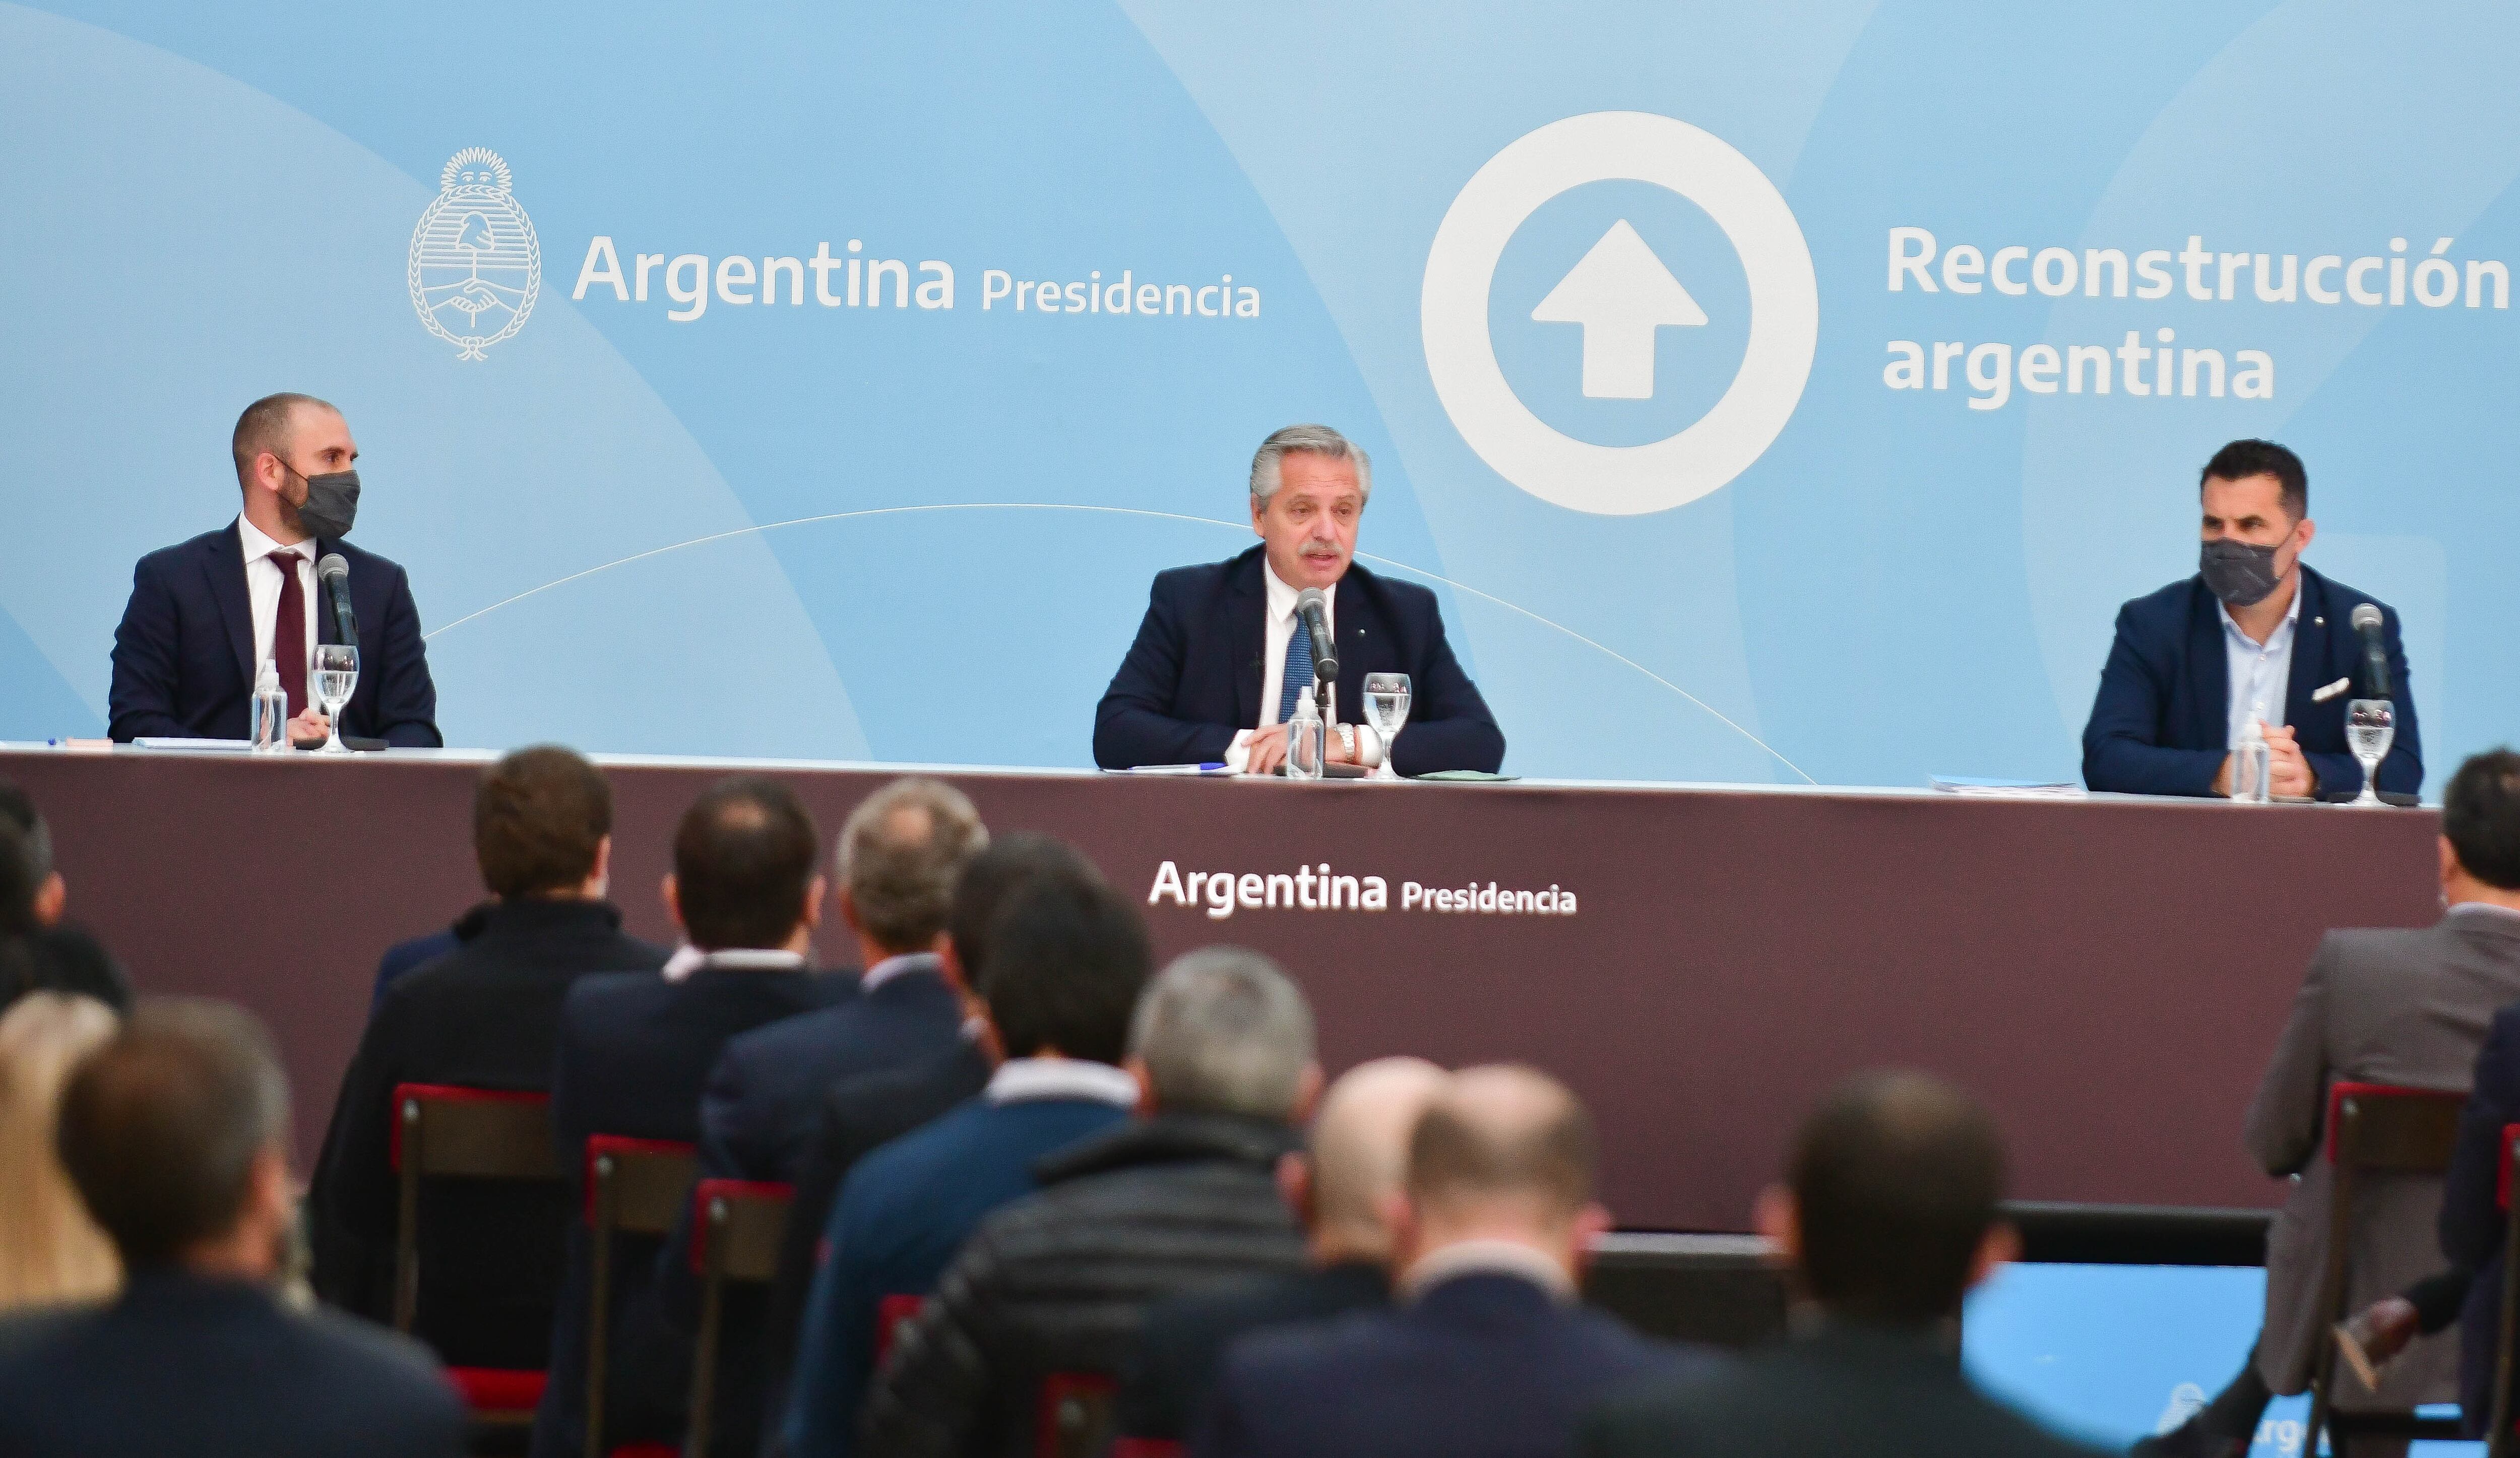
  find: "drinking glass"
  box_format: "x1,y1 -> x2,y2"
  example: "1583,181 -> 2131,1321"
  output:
311,644 -> 359,754
2346,698 -> 2395,806
1363,673 -> 1412,776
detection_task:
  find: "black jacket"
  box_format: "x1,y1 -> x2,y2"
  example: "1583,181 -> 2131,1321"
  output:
1118,1259 -> 1388,1440
861,1111 -> 1306,1458
306,898 -> 666,1369
0,924 -> 133,1014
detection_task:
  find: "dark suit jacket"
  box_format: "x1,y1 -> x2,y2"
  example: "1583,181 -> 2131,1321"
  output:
0,1269 -> 466,1458
1120,1259 -> 1389,1440
2082,566 -> 2419,798
368,902 -> 493,1016
1577,1320 -> 2107,1458
1195,1271 -> 1709,1458
2435,912 -> 2520,1432
757,1037 -> 993,1456
108,521 -> 442,746
305,899 -> 667,1369
531,963 -> 848,1458
0,923 -> 133,1014
1094,545 -> 1505,777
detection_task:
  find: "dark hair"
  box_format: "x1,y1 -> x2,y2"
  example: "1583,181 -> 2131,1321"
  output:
1406,1065 -> 1595,1216
948,834 -> 1099,985
978,868 -> 1151,1063
474,746 -> 612,899
2445,749 -> 2520,892
0,820 -> 41,1000
0,781 -> 51,884
1790,1070 -> 2007,1324
230,392 -> 337,484
2200,439 -> 2307,521
671,777 -> 820,951
55,999 -> 291,1267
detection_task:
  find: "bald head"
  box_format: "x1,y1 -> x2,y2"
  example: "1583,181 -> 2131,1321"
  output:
1406,1065 -> 1596,1225
1306,1058 -> 1447,1249
230,393 -> 340,486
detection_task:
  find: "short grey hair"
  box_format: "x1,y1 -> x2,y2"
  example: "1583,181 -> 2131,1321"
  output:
1249,424 -> 1372,509
1129,947 -> 1316,1119
837,778 -> 989,956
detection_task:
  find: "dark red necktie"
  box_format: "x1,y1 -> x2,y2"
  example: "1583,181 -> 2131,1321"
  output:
270,551 -> 307,718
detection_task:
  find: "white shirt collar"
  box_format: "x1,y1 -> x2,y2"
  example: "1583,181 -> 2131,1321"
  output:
236,514 -> 312,566
861,951 -> 941,994
1263,559 -> 1332,625
2220,577 -> 2303,647
984,1056 -> 1140,1108
1401,1238 -> 1576,1302
2449,903 -> 2520,927
660,944 -> 809,982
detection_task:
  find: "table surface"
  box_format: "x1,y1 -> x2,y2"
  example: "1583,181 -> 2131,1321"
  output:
1,744 -> 2445,1231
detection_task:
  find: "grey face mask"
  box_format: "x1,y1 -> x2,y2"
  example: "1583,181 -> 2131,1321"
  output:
2200,537 -> 2282,607
294,469 -> 360,539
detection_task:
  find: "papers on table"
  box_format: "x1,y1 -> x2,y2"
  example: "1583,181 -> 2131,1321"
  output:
1928,774 -> 2084,799
1105,763 -> 1236,777
132,737 -> 256,752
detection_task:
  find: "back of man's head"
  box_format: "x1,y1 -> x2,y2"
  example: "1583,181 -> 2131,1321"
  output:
948,833 -> 1097,986
229,392 -> 335,484
0,818 -> 36,940
2445,748 -> 2520,892
1787,1069 -> 2009,1325
0,782 -> 48,885
55,999 -> 290,1270
1406,1064 -> 1596,1231
672,776 -> 820,951
1129,948 -> 1316,1121
475,746 -> 612,900
839,778 -> 988,957
1306,1057 -> 1447,1252
979,868 -> 1150,1064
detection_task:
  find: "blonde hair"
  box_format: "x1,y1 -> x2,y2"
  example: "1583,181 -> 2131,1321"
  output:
0,993 -> 121,1309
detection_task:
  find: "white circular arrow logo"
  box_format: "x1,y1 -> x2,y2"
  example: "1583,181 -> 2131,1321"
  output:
1422,112 -> 1818,517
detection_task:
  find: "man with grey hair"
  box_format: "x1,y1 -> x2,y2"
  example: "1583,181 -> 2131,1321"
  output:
1094,423 -> 1504,777
0,998 -> 465,1456
858,946 -> 1321,1458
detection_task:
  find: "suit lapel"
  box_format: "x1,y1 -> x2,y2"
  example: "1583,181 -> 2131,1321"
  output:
1229,550 -> 1265,731
1334,567 -> 1380,728
204,521 -> 255,687
2185,579 -> 2229,748
2282,568 -> 2329,729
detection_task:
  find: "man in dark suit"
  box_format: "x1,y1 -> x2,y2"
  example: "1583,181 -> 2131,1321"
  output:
1195,1065 -> 1709,1458
2084,438 -> 2419,799
107,392 -> 439,747
1119,1055 -> 1446,1442
531,777 -> 849,1458
0,782 -> 132,1013
1579,1071 -> 2103,1458
367,903 -> 492,1017
0,998 -> 464,1457
1095,423 -> 1504,777
305,747 -> 667,1370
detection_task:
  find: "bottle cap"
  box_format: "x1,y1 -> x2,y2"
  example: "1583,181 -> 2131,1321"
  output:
257,660 -> 279,691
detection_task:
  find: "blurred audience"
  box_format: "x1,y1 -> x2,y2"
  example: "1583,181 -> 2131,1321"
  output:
858,946 -> 1319,1458
367,902 -> 493,1019
1580,1070 -> 2099,1458
305,746 -> 665,1368
1119,1055 -> 1447,1442
0,998 -> 462,1457
785,863 -> 1153,1458
1194,1065 -> 1705,1458
0,992 -> 120,1312
0,784 -> 131,1013
532,776 -> 849,1458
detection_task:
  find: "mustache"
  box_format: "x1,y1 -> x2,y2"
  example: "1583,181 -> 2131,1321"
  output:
1298,542 -> 1344,557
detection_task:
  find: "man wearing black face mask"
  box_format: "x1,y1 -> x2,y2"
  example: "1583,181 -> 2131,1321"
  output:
108,393 -> 440,747
2083,438 -> 2419,800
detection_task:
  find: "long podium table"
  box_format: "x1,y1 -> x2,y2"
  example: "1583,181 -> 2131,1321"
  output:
1,747 -> 2443,1233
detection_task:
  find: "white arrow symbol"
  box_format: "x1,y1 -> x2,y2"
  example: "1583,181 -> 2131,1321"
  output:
1530,219 -> 1706,400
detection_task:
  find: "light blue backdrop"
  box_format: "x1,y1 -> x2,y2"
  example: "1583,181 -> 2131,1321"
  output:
4,1 -> 2512,789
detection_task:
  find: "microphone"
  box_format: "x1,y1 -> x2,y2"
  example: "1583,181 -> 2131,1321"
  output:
2350,602 -> 2390,699
317,554 -> 359,650
1295,588 -> 1337,682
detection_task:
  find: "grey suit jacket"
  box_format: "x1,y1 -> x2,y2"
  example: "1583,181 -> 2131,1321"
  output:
2243,911 -> 2520,1402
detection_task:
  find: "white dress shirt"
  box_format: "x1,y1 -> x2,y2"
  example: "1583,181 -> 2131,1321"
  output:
237,515 -> 319,692
660,945 -> 810,983
1224,563 -> 1344,773
1400,1238 -> 1576,1302
2222,583 -> 2302,750
860,951 -> 941,994
983,1057 -> 1142,1107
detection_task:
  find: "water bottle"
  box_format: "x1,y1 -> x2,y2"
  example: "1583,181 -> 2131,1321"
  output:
251,661 -> 288,753
2230,719 -> 2271,804
1285,693 -> 1326,781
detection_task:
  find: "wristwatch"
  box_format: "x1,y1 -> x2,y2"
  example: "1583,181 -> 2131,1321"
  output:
1333,723 -> 1356,760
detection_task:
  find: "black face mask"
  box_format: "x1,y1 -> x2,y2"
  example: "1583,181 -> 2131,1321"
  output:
2200,537 -> 2283,607
292,468 -> 360,539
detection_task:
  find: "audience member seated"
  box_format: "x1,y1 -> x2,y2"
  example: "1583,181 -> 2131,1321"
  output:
0,998 -> 464,1457
0,785 -> 132,1013
754,833 -> 1096,1451
1581,1071 -> 2100,1458
1119,1055 -> 1446,1443
784,864 -> 1154,1458
0,992 -> 120,1312
532,776 -> 850,1458
1194,1065 -> 1705,1458
859,946 -> 1319,1458
2140,746 -> 2520,1458
305,746 -> 666,1369
367,902 -> 493,1018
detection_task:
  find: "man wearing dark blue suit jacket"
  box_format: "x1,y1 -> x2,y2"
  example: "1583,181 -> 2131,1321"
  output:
2084,439 -> 2419,799
108,393 -> 439,747
1096,424 -> 1504,777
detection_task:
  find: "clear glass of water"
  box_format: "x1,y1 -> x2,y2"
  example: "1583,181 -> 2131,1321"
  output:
311,644 -> 359,754
2346,698 -> 2395,806
1363,672 -> 1411,776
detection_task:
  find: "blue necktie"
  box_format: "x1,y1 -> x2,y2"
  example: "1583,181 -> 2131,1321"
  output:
1276,614 -> 1315,724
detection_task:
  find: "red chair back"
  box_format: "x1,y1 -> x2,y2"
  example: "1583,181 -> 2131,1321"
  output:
1111,1442 -> 1187,1458
875,1293 -> 925,1367
1036,1372 -> 1116,1458
581,1136 -> 696,1458
684,1180 -> 792,1458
